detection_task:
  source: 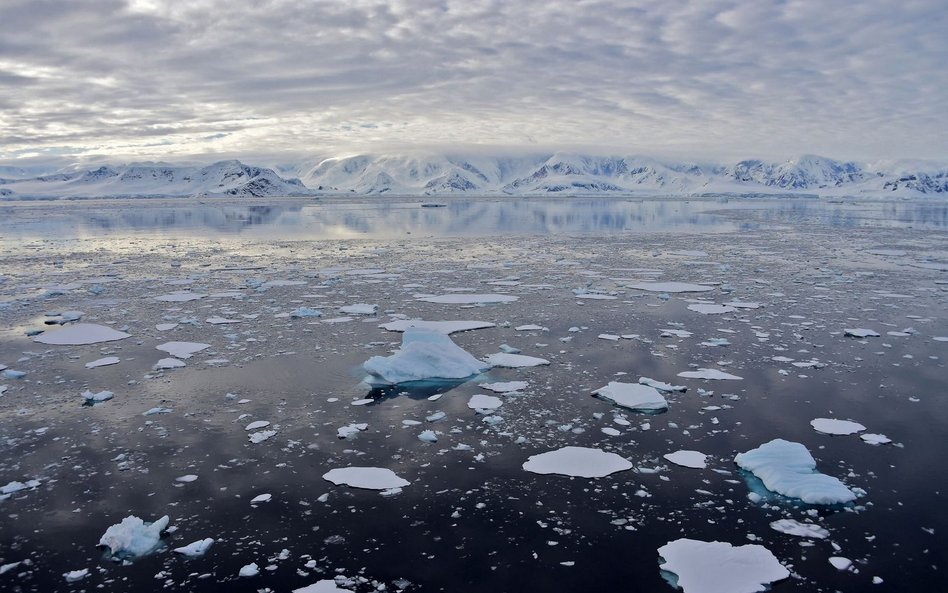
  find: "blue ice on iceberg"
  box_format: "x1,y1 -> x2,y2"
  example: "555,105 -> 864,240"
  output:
734,439 -> 855,505
363,328 -> 489,385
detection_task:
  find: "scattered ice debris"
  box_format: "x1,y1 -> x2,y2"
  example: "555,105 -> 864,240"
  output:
379,319 -> 495,334
829,556 -> 853,571
248,430 -> 277,444
734,439 -> 856,504
337,423 -> 368,439
593,382 -> 668,412
522,446 -> 633,478
250,494 -> 272,504
155,323 -> 178,331
678,368 -> 743,381
769,519 -> 829,539
33,323 -> 130,345
82,390 -> 113,404
154,358 -> 185,370
418,430 -> 438,442
664,450 -> 708,469
85,356 -> 120,369
468,394 -> 503,410
657,538 -> 789,593
293,580 -> 354,593
844,328 -> 880,338
205,316 -> 240,325
480,380 -> 528,393
322,467 -> 410,490
155,292 -> 206,302
363,328 -> 489,384
290,307 -> 323,318
661,328 -> 693,338
418,294 -> 518,304
639,377 -> 686,392
483,352 -> 550,368
515,324 -> 547,331
340,303 -> 378,315
810,418 -> 866,435
687,303 -> 738,315
173,538 -> 214,557
238,562 -> 259,577
98,515 -> 170,559
598,333 -> 620,341
143,407 -> 172,416
156,341 -> 210,359
175,474 -> 198,483
245,420 -> 271,431
724,301 -> 761,309
1,479 -> 41,496
628,281 -> 714,293
63,568 -> 89,582
861,433 -> 892,445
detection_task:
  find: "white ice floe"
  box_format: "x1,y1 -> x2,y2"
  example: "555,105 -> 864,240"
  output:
0,385 -> 9,396
238,562 -> 259,577
515,324 -> 547,331
340,303 -> 378,315
322,467 -> 410,490
154,358 -> 186,370
418,430 -> 438,442
173,538 -> 214,557
98,515 -> 170,559
664,450 -> 708,469
33,323 -> 131,345
844,328 -> 880,338
156,341 -> 210,359
293,580 -> 354,593
155,292 -> 206,302
639,377 -> 686,392
628,282 -> 714,293
337,423 -> 368,438
657,538 -> 789,593
248,430 -> 277,444
206,316 -> 240,324
770,519 -> 829,539
63,569 -> 89,582
724,301 -> 762,309
483,352 -> 550,368
419,294 -> 518,304
480,380 -> 528,393
861,433 -> 892,445
363,328 -> 489,384
593,382 -> 668,412
155,323 -> 179,331
678,368 -> 743,380
661,329 -> 693,338
573,291 -> 617,300
468,394 -> 503,410
250,493 -> 272,504
379,319 -> 495,334
522,446 -> 633,478
245,420 -> 270,431
1,479 -> 40,495
829,556 -> 853,571
85,356 -> 120,369
82,390 -> 113,403
687,303 -> 738,315
290,307 -> 323,318
734,439 -> 856,504
143,407 -> 172,416
810,418 -> 866,435
175,474 -> 198,483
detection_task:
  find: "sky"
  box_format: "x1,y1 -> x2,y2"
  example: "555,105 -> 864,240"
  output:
1,0 -> 946,166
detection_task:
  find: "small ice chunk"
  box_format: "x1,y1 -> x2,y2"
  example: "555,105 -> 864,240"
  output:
173,538 -> 214,557
206,316 -> 240,325
664,450 -> 708,469
290,307 -> 323,318
844,328 -> 880,338
593,382 -> 668,411
337,423 -> 368,438
417,430 -> 438,442
98,515 -> 170,559
515,324 -> 548,331
688,303 -> 738,315
829,556 -> 852,571
483,352 -> 550,368
769,519 -> 829,539
85,356 -> 120,369
322,467 -> 410,490
238,562 -> 259,577
468,394 -> 503,410
628,282 -> 714,293
250,493 -> 272,504
293,580 -> 355,593
810,418 -> 866,435
33,323 -> 130,345
154,358 -> 186,370
248,430 -> 277,444
419,294 -> 518,304
364,328 -> 489,384
175,474 -> 198,483
678,368 -> 743,380
522,446 -> 632,478
340,303 -> 378,315
156,342 -> 210,359
480,380 -> 528,393
245,420 -> 271,431
657,538 -> 789,593
734,439 -> 856,504
638,377 -> 686,392
82,390 -> 113,403
156,323 -> 179,331
379,320 -> 495,334
860,433 -> 891,445
63,569 -> 89,582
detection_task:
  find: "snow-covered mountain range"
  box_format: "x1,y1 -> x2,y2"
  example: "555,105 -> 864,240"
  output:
1,153 -> 946,199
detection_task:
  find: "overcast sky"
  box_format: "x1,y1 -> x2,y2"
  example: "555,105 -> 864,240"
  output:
1,0 -> 945,165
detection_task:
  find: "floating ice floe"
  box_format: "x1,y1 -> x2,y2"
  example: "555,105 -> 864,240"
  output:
627,282 -> 714,293
418,294 -> 518,304
1,479 -> 41,497
250,493 -> 272,504
678,368 -> 743,381
143,407 -> 172,416
238,562 -> 259,577
340,303 -> 378,315
468,394 -> 503,410
154,292 -> 206,302
98,515 -> 170,559
363,328 -> 489,384
337,423 -> 367,439
173,537 -> 214,557
593,382 -> 668,412
33,323 -> 130,345
734,439 -> 856,504
248,430 -> 277,444
860,433 -> 891,445
769,519 -> 829,539
687,303 -> 738,315
657,538 -> 789,593
154,358 -> 185,370
572,290 -> 617,300
844,328 -> 880,338
724,301 -> 762,309
175,474 -> 197,483
245,420 -> 270,431
480,380 -> 528,393
810,418 -> 866,435
82,390 -> 113,404
639,377 -> 686,392
418,430 -> 438,442
206,316 -> 240,324
829,557 -> 853,571
322,467 -> 410,490
293,580 -> 354,593
483,352 -> 550,368
664,450 -> 708,469
63,568 -> 89,582
85,356 -> 120,369
515,324 -> 547,331
522,446 -> 633,478
156,342 -> 210,359
155,323 -> 178,331
290,307 -> 323,318
379,319 -> 495,334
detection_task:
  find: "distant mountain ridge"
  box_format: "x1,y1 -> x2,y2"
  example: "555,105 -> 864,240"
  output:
2,153 -> 946,198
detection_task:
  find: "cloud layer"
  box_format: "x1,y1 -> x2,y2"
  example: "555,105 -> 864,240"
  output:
1,0 -> 945,163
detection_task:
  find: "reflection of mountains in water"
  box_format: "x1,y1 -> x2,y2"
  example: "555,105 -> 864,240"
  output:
744,202 -> 948,229
84,205 -> 302,232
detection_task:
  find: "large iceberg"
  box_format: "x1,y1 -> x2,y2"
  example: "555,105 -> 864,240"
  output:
363,328 -> 489,384
658,538 -> 789,593
98,515 -> 170,559
734,439 -> 856,504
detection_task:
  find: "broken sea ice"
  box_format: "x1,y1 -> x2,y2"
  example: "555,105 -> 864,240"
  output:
363,328 -> 489,384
